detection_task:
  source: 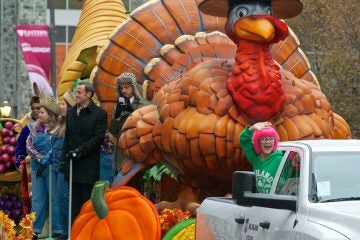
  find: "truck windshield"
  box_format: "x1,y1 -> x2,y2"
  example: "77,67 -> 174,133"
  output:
311,152 -> 360,203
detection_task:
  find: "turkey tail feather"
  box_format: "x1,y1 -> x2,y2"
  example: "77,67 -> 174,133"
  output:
333,113 -> 352,139
144,32 -> 236,98
271,27 -> 319,87
94,0 -> 226,104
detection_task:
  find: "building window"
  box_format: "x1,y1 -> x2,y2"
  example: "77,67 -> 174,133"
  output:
69,0 -> 84,10
47,0 -> 84,10
55,26 -> 66,43
68,26 -> 76,43
123,0 -> 148,11
47,0 -> 66,9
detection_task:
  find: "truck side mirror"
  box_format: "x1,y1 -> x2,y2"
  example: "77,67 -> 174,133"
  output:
232,171 -> 256,205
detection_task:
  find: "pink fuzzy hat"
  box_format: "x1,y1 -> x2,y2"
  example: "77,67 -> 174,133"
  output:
252,127 -> 279,154
288,151 -> 297,159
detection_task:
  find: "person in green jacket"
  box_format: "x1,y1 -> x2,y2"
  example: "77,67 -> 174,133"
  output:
240,122 -> 284,193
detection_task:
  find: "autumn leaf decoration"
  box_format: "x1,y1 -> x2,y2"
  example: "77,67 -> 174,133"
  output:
159,208 -> 191,236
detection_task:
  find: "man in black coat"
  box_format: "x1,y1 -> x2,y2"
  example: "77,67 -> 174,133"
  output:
61,82 -> 107,223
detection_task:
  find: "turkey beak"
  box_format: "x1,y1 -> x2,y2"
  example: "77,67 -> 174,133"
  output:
234,17 -> 275,43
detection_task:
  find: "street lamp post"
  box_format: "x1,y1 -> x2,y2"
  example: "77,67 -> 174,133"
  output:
0,101 -> 12,118
49,0 -> 57,96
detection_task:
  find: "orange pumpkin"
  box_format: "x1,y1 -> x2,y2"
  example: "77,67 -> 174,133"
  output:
71,181 -> 161,240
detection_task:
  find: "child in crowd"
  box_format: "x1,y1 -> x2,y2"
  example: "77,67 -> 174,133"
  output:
36,90 -> 76,239
26,94 -> 62,239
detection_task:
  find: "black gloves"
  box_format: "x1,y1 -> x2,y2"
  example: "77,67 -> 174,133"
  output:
124,97 -> 133,112
114,103 -> 122,119
36,164 -> 46,179
67,148 -> 81,160
114,97 -> 133,118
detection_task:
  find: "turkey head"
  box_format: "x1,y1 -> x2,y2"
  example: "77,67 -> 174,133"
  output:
226,12 -> 288,121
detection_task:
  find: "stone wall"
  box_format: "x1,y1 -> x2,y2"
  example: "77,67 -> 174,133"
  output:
0,0 -> 46,119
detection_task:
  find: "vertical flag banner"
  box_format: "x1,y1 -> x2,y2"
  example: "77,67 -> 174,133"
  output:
15,25 -> 53,96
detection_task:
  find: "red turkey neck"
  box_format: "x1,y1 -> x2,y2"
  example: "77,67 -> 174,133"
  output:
227,40 -> 285,122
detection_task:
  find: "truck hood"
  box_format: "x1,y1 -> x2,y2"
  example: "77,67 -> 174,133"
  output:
307,201 -> 360,239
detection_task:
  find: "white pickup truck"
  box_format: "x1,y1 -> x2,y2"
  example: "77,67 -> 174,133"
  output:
196,140 -> 360,240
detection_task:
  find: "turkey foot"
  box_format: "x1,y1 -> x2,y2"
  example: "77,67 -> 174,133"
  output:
155,185 -> 200,217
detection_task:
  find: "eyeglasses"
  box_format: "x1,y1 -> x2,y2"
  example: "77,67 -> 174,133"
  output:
31,107 -> 41,111
260,137 -> 275,143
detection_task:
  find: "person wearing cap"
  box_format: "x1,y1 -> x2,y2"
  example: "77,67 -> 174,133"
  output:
36,90 -> 75,239
239,121 -> 284,193
26,94 -> 62,239
61,81 -> 107,224
109,72 -> 149,178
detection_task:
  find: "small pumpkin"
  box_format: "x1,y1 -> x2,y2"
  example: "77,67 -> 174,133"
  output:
71,181 -> 161,240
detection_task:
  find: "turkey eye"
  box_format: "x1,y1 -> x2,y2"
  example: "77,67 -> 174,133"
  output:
236,7 -> 249,18
266,7 -> 272,15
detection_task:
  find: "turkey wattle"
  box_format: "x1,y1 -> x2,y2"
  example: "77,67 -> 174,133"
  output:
92,0 -> 351,214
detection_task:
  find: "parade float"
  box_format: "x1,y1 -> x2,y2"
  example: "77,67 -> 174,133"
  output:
2,0 -> 350,239
91,0 -> 350,220
0,117 -> 36,239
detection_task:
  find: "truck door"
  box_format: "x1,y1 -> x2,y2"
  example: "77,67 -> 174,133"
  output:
241,150 -> 301,240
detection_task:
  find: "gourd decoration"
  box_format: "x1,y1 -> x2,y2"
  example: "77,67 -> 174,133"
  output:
162,218 -> 196,240
71,181 -> 161,240
0,118 -> 23,179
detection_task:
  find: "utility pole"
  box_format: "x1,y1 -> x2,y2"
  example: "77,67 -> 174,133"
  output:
49,0 -> 57,96
14,0 -> 19,118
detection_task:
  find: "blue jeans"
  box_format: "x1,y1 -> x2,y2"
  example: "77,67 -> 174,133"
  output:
57,172 -> 69,236
99,151 -> 114,186
31,161 -> 62,234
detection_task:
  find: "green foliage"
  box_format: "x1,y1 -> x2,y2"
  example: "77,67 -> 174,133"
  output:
143,163 -> 174,182
71,78 -> 91,91
72,79 -> 81,91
